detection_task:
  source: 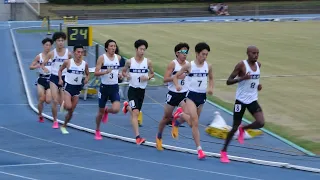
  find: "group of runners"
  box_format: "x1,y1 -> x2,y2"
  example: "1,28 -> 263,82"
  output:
30,31 -> 265,163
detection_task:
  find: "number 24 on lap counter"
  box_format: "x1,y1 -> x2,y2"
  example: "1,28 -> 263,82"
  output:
67,26 -> 93,47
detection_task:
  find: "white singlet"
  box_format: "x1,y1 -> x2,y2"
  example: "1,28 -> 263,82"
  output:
100,54 -> 120,85
51,48 -> 69,76
65,58 -> 86,85
167,59 -> 189,93
187,60 -> 208,93
129,57 -> 149,89
235,60 -> 260,104
38,53 -> 52,77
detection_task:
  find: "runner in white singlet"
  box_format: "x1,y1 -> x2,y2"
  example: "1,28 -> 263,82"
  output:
220,46 -> 265,163
121,39 -> 154,145
29,38 -> 53,123
94,39 -> 123,140
58,45 -> 89,134
41,32 -> 72,129
172,42 -> 214,160
156,43 -> 190,151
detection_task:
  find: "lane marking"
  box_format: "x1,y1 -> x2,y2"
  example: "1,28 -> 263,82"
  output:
0,147 -> 151,180
0,162 -> 58,168
1,127 -> 263,180
0,171 -> 39,180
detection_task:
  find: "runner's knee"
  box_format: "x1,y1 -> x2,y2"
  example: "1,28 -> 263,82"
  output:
39,95 -> 45,103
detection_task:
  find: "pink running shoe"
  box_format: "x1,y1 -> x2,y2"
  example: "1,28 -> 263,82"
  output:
220,151 -> 230,163
52,121 -> 59,129
122,101 -> 129,114
39,117 -> 44,123
198,149 -> 206,159
102,107 -> 108,123
238,125 -> 245,144
95,130 -> 102,140
173,107 -> 183,120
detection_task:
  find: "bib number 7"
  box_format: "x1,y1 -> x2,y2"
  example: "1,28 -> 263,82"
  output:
198,80 -> 202,87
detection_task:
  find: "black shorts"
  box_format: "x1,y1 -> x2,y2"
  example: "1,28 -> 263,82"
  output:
49,74 -> 65,89
166,91 -> 187,107
233,99 -> 262,120
98,84 -> 120,108
186,91 -> 206,107
128,86 -> 145,111
37,76 -> 50,90
64,83 -> 82,97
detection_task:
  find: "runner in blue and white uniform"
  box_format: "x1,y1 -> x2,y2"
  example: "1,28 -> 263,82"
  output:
29,38 -> 53,123
41,32 -> 72,129
220,46 -> 264,163
94,39 -> 123,140
58,45 -> 89,134
172,42 -> 214,160
122,39 -> 155,145
156,42 -> 190,151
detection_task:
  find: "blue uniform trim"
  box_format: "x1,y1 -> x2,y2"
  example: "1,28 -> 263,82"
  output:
129,69 -> 148,73
188,73 -> 208,77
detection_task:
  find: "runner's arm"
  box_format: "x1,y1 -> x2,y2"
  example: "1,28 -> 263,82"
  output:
58,59 -> 68,81
173,63 -> 190,87
163,61 -> 175,83
226,62 -> 243,85
29,55 -> 40,70
84,62 -> 90,84
41,51 -> 53,70
68,51 -> 73,59
147,59 -> 154,80
208,64 -> 214,91
122,59 -> 131,78
94,55 -> 107,76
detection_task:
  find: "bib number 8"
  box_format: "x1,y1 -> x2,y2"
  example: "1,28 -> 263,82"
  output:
250,82 -> 255,88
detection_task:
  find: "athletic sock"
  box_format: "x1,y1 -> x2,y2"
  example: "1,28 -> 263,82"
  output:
136,135 -> 140,139
197,146 -> 202,151
157,132 -> 162,139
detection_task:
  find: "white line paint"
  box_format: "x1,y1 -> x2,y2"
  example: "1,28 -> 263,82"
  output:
0,171 -> 39,180
0,147 -> 151,180
10,24 -> 320,173
0,127 -> 263,180
0,162 -> 58,168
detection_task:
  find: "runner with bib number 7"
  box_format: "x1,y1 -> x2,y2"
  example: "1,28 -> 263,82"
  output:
172,42 -> 214,159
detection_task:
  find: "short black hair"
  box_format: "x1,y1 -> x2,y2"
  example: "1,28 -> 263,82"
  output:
134,39 -> 148,49
174,42 -> 189,53
42,38 -> 53,45
52,32 -> 66,41
105,39 -> 116,52
73,45 -> 83,51
195,42 -> 210,53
